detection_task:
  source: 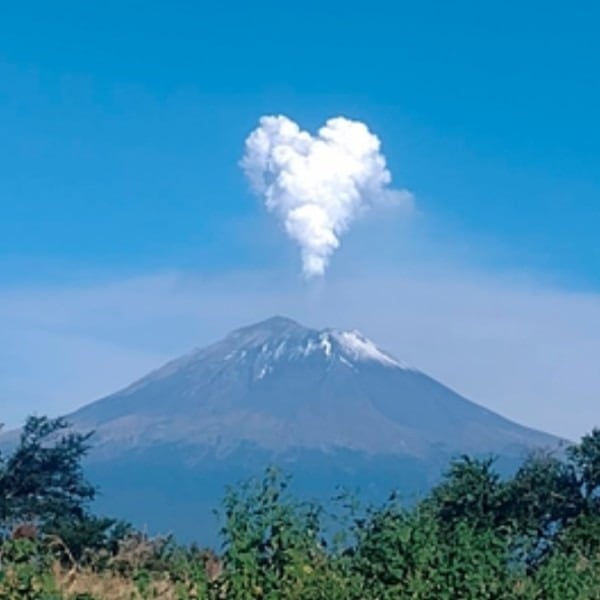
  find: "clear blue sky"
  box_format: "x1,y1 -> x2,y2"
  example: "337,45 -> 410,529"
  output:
1,0 -> 598,286
1,1 -> 599,437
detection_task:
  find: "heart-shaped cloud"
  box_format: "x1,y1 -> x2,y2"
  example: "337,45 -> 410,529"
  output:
241,115 -> 413,277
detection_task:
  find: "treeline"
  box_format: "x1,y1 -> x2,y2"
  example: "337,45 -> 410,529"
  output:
2,416 -> 600,599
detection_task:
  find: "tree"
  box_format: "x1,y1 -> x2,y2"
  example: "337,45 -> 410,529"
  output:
567,428 -> 600,503
502,451 -> 581,569
0,415 -> 95,532
426,456 -> 509,532
219,467 -> 330,599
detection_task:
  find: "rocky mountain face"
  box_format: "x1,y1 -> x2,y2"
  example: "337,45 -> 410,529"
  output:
58,317 -> 560,540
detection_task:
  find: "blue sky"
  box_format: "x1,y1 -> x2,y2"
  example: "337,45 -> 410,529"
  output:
1,1 -> 599,437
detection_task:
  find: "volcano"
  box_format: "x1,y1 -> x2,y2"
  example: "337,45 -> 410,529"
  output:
65,316 -> 558,541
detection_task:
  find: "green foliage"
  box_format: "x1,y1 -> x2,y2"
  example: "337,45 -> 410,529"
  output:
522,550 -> 600,600
0,538 -> 61,599
507,451 -> 580,533
0,416 -> 95,531
219,467 -> 330,599
44,514 -> 133,565
568,428 -> 600,502
352,501 -> 514,599
427,456 -> 509,531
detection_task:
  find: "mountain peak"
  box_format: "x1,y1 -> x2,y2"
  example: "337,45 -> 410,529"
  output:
224,316 -> 310,350
228,315 -> 306,336
222,316 -> 407,371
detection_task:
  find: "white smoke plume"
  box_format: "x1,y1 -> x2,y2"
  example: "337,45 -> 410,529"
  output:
241,115 -> 413,277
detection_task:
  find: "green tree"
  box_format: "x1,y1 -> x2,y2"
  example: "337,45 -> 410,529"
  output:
567,428 -> 600,503
504,451 -> 581,568
219,467 -> 331,599
353,498 -> 514,599
0,416 -> 95,533
43,514 -> 133,565
427,456 -> 509,532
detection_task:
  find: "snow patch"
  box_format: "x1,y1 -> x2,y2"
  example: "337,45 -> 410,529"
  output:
257,365 -> 271,380
319,334 -> 332,357
302,339 -> 318,356
274,341 -> 287,359
332,330 -> 407,369
338,355 -> 355,369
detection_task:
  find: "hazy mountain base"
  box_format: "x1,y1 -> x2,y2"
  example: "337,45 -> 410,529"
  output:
86,442 -> 527,544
